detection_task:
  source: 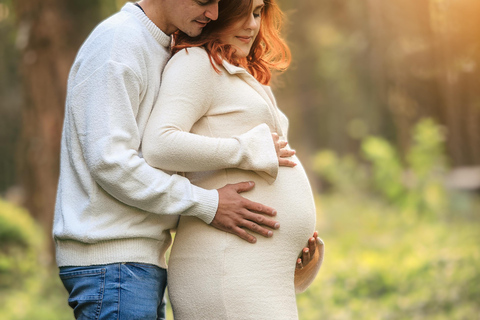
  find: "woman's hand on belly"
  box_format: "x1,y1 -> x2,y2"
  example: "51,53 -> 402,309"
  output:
211,181 -> 281,244
272,133 -> 297,168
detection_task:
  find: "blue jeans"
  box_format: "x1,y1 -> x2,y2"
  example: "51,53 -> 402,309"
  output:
59,263 -> 167,320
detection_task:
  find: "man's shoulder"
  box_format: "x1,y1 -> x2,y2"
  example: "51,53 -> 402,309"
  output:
86,11 -> 148,51
74,12 -> 167,79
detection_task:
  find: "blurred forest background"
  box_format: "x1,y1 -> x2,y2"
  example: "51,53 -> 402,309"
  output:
1,0 -> 479,319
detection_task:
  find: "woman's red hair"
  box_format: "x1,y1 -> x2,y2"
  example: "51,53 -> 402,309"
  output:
172,0 -> 291,85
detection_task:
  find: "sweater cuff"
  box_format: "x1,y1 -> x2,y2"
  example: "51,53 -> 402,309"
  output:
294,237 -> 325,293
189,186 -> 219,224
236,123 -> 278,184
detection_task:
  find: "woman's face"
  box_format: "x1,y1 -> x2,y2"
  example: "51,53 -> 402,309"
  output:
219,0 -> 265,58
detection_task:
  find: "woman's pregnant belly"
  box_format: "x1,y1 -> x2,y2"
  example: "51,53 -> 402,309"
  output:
168,156 -> 316,319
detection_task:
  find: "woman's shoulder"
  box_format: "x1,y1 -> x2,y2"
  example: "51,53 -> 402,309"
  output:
165,47 -> 217,75
174,46 -> 210,59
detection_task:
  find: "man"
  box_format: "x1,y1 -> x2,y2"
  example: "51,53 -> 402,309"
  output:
54,1 -> 318,319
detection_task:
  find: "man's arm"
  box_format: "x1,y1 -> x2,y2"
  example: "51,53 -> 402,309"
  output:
70,59 -> 280,240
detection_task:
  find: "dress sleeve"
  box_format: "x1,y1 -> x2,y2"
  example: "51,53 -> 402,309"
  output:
294,237 -> 325,293
142,48 -> 278,183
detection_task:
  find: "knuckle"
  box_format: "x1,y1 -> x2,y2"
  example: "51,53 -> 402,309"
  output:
237,229 -> 246,236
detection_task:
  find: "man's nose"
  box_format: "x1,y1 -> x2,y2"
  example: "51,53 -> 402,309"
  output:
205,3 -> 219,21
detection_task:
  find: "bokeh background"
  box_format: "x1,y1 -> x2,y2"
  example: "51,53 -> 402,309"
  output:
1,0 -> 479,319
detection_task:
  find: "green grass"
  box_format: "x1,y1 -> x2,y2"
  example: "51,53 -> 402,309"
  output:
1,191 -> 479,320
296,193 -> 480,320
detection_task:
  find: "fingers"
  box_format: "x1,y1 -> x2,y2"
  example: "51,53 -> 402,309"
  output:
242,208 -> 280,230
232,226 -> 257,244
296,231 -> 319,269
296,258 -> 303,270
229,181 -> 256,193
243,198 -> 277,217
278,144 -> 296,167
272,134 -> 297,167
278,140 -> 288,149
279,147 -> 295,158
240,219 -> 274,238
229,210 -> 278,240
213,183 -> 279,243
278,158 -> 297,167
302,248 -> 311,264
308,231 -> 318,255
272,134 -> 294,157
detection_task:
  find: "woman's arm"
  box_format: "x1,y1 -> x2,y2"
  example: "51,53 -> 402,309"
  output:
142,48 -> 280,180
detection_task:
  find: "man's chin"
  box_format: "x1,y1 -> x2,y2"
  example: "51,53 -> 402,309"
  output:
183,28 -> 203,38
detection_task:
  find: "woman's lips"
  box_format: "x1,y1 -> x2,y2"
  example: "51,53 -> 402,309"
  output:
236,36 -> 252,43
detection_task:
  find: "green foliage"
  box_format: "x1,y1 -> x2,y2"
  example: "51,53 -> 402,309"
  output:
316,118 -> 452,217
304,118 -> 480,319
0,199 -> 71,320
0,199 -> 43,288
297,193 -> 480,320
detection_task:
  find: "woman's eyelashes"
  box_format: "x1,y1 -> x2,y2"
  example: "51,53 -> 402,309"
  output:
253,10 -> 263,18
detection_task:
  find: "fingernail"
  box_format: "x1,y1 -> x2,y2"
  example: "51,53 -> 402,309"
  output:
304,248 -> 309,253
272,210 -> 277,216
268,231 -> 273,237
249,181 -> 254,186
274,222 -> 280,229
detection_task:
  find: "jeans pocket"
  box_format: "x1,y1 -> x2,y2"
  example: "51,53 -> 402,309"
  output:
60,267 -> 106,320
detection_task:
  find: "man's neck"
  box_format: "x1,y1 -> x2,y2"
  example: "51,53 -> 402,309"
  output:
136,0 -> 177,35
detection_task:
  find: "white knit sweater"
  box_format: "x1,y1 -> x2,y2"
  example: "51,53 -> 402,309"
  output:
53,3 -> 277,269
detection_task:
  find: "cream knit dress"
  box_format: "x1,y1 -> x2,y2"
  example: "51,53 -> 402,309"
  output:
143,47 -> 323,320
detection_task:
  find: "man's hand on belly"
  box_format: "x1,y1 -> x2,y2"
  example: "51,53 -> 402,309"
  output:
211,181 -> 280,244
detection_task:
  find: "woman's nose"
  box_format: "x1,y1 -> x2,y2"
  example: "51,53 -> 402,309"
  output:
244,14 -> 259,30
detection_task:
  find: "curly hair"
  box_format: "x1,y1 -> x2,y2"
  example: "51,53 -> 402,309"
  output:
172,0 -> 291,85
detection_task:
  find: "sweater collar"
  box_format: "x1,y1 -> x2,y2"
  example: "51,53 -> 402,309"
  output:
221,60 -> 249,75
122,3 -> 171,48
221,59 -> 284,137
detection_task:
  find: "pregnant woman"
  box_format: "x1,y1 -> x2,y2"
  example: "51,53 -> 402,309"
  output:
142,0 -> 324,318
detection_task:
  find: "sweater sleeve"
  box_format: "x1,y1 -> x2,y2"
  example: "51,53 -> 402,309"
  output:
69,59 -> 218,224
142,49 -> 278,183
